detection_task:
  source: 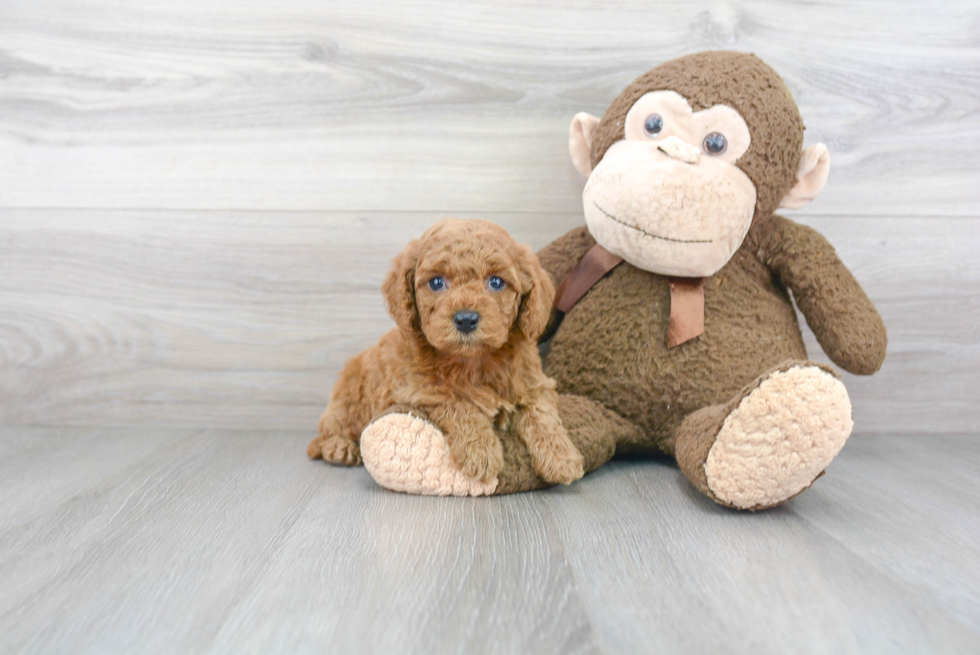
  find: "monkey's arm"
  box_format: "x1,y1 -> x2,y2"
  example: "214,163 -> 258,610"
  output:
758,215 -> 886,375
536,226 -> 597,287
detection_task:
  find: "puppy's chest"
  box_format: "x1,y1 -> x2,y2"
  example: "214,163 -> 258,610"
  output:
455,382 -> 518,426
403,356 -> 524,427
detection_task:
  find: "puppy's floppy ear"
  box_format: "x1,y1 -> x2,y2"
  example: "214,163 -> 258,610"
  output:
516,244 -> 555,341
382,238 -> 422,333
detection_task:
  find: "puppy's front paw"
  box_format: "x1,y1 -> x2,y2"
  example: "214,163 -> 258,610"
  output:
530,431 -> 585,485
451,438 -> 504,483
307,436 -> 324,459
319,436 -> 362,466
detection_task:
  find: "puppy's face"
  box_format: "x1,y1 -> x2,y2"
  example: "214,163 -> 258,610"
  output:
414,243 -> 521,353
383,219 -> 554,356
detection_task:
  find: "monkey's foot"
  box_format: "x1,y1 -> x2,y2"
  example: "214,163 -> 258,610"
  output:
677,363 -> 853,511
360,413 -> 498,496
707,364 -> 852,509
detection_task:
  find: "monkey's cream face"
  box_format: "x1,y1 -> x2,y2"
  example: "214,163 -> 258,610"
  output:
582,91 -> 757,278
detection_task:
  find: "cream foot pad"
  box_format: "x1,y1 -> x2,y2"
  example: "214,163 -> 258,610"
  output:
704,365 -> 853,510
360,413 -> 498,496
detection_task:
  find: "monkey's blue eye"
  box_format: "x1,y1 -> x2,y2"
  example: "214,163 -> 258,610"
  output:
487,276 -> 505,291
644,114 -> 664,136
703,132 -> 727,155
428,277 -> 445,291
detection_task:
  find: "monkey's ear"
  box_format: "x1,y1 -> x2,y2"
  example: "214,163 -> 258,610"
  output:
569,112 -> 601,177
516,245 -> 556,341
780,144 -> 830,210
382,239 -> 422,333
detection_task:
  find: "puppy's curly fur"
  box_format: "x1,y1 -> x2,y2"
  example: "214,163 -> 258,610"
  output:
307,219 -> 585,485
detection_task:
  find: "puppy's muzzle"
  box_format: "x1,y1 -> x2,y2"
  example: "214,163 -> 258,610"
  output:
453,311 -> 480,334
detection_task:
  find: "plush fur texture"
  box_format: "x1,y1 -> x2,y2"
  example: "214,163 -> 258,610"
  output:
308,219 -> 585,486
703,364 -> 852,509
360,408 -> 499,496
538,217 -> 884,453
582,89 -> 759,277
674,361 -> 852,510
359,52 -> 886,510
361,395 -> 637,496
589,51 -> 804,225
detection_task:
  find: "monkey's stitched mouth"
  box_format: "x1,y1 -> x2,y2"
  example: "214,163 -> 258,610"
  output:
593,202 -> 713,244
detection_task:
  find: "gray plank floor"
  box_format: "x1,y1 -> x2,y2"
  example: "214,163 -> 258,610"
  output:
1,428 -> 977,654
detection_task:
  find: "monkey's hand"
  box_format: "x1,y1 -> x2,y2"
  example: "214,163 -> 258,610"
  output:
760,215 -> 887,375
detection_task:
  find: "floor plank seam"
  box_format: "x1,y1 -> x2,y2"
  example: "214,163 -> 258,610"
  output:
200,465 -> 330,652
0,428 -> 209,542
785,503 -> 980,637
532,493 -> 611,655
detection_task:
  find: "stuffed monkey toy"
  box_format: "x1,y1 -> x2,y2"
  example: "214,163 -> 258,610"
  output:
355,51 -> 887,510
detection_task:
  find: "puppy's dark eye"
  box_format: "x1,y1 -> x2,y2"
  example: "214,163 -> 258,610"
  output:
487,276 -> 505,291
428,276 -> 446,292
644,114 -> 664,137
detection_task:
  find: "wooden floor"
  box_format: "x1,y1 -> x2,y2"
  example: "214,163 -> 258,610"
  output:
1,428 -> 977,654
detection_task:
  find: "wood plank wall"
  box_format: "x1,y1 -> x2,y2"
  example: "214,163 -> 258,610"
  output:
1,0 -> 978,433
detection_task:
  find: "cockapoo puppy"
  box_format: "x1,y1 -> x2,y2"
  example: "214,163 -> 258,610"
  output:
307,218 -> 585,485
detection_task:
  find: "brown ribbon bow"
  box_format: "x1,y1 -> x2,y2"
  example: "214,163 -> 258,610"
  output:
553,244 -> 704,348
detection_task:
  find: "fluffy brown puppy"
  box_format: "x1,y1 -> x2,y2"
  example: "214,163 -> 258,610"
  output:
307,218 -> 585,485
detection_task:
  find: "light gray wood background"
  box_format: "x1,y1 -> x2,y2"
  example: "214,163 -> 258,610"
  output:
1,0 -> 978,433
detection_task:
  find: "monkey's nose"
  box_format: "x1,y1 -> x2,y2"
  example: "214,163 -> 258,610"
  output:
657,136 -> 701,164
454,311 -> 480,334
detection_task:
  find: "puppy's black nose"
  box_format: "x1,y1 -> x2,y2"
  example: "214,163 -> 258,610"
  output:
454,311 -> 480,334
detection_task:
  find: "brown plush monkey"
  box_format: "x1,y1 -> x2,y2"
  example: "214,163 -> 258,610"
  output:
358,51 -> 886,510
